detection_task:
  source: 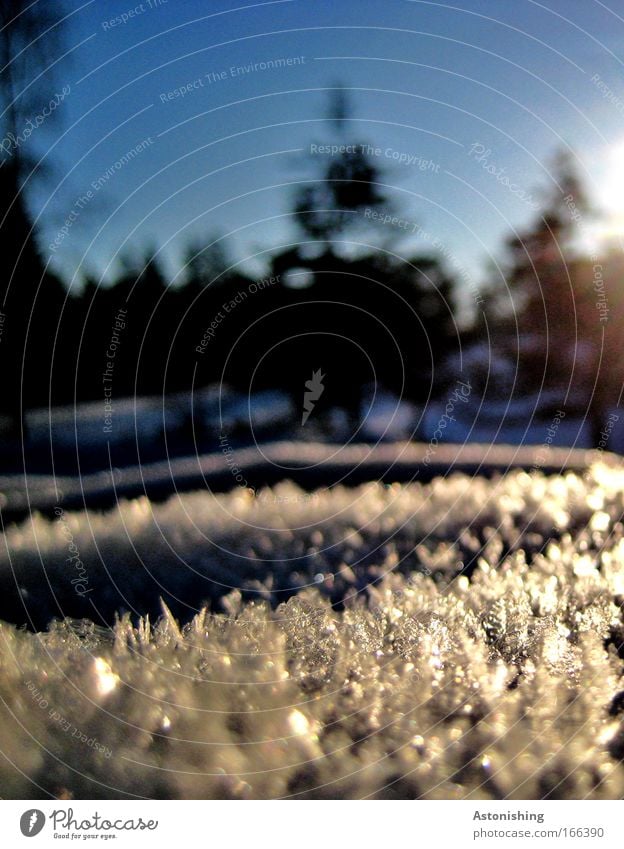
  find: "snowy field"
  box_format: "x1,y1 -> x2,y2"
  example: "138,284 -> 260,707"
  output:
13,386 -> 624,481
2,453 -> 624,798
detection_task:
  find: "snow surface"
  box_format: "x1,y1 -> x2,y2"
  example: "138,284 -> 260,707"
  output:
2,459 -> 624,798
23,388 -> 295,453
0,439 -> 603,518
21,385 -> 624,466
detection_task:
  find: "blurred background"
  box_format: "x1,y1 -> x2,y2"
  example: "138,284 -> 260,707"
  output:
1,0 -> 624,488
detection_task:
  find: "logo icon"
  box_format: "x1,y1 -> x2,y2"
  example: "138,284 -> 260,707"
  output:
20,810 -> 45,837
301,369 -> 325,425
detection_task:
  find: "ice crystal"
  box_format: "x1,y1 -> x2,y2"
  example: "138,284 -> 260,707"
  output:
1,461 -> 624,798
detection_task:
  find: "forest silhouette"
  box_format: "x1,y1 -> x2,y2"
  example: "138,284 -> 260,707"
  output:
1,3 -> 623,474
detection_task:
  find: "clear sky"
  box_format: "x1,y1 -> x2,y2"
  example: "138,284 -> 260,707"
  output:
22,0 -> 624,294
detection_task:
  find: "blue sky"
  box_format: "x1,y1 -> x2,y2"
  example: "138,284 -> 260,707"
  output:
23,0 -> 624,293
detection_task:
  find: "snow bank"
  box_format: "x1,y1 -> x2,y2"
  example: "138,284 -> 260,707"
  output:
2,462 -> 624,799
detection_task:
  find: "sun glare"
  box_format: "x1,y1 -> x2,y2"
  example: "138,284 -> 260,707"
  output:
595,141 -> 624,240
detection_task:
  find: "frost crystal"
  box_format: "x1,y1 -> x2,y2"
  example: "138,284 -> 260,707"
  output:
1,462 -> 624,798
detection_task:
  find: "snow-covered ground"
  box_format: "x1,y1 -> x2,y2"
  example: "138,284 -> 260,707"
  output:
421,399 -> 597,448
3,380 -> 624,799
24,388 -> 295,451
2,459 -> 624,799
359,390 -> 421,441
18,384 -> 624,465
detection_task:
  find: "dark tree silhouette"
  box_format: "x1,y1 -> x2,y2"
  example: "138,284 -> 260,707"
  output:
292,86 -> 391,243
244,87 -> 460,433
0,1 -> 66,441
492,150 -> 620,445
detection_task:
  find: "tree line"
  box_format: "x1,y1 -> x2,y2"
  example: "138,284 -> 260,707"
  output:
1,3 -> 622,448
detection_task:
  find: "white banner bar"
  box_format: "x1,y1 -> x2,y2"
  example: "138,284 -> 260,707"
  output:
0,800 -> 621,848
